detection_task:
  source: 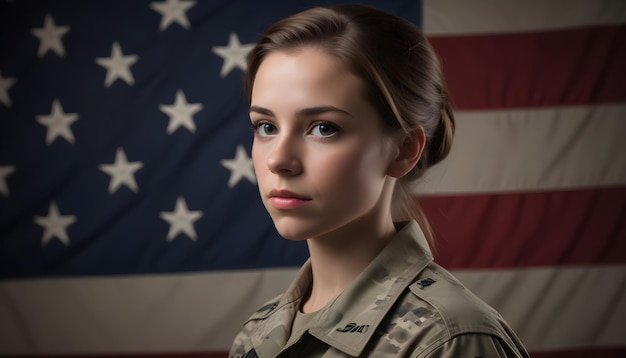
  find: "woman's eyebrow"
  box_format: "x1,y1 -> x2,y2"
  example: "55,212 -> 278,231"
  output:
249,105 -> 274,116
249,105 -> 353,117
297,106 -> 353,117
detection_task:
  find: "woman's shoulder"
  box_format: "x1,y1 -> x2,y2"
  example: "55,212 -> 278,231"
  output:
407,263 -> 504,332
229,293 -> 284,357
243,293 -> 284,323
380,262 -> 528,356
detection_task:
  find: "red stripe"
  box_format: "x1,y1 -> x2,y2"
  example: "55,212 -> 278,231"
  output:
532,347 -> 626,358
428,25 -> 626,110
6,353 -> 227,358
420,186 -> 626,269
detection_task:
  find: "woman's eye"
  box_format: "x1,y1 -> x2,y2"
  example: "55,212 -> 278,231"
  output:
310,122 -> 339,137
254,122 -> 277,136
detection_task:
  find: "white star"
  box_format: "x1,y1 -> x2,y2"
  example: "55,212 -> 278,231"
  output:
212,32 -> 254,78
99,148 -> 144,194
31,14 -> 70,58
34,202 -> 76,247
160,197 -> 203,241
0,71 -> 16,108
95,42 -> 139,87
220,145 -> 256,188
159,89 -> 203,134
36,99 -> 79,145
0,165 -> 15,196
150,0 -> 196,31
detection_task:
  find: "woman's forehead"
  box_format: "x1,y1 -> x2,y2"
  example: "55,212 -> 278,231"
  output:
251,48 -> 366,108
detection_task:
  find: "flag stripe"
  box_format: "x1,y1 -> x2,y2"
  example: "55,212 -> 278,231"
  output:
531,348 -> 626,358
7,355 -> 227,358
428,25 -> 626,110
1,266 -> 624,354
417,104 -> 626,194
0,268 -> 298,355
421,187 -> 626,269
454,267 -> 626,352
423,0 -> 626,35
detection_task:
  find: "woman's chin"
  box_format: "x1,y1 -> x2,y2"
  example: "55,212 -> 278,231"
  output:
272,217 -> 315,241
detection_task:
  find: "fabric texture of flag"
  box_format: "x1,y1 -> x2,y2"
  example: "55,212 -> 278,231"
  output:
0,0 -> 624,357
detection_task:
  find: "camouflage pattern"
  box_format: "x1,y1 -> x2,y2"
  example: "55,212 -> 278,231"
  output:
229,221 -> 530,357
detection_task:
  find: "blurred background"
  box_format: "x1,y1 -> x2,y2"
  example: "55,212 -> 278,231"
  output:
0,0 -> 624,357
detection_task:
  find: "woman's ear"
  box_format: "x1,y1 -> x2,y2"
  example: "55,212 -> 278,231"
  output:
387,126 -> 425,178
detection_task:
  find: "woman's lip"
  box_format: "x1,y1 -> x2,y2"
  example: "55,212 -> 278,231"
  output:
268,189 -> 310,200
268,196 -> 310,209
268,189 -> 311,209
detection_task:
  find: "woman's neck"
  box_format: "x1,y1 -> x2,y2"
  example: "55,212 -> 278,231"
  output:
300,214 -> 396,313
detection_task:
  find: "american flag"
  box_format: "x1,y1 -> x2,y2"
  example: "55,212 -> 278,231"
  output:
0,0 -> 624,357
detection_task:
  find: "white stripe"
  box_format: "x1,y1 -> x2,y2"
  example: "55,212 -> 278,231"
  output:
416,104 -> 626,194
423,0 -> 626,35
1,266 -> 624,354
454,266 -> 626,352
0,269 -> 297,354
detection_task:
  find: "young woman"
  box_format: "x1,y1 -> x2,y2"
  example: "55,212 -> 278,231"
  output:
230,4 -> 529,357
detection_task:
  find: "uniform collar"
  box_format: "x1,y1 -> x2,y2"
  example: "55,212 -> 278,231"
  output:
266,221 -> 433,357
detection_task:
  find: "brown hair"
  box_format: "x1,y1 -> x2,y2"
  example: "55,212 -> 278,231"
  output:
245,4 -> 455,247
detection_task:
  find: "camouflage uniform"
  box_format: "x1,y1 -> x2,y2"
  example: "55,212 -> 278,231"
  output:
230,221 -> 530,357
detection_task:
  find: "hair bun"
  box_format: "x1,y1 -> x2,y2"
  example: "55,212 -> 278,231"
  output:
427,99 -> 455,167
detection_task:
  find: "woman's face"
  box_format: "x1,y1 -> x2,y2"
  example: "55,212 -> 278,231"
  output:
250,47 -> 398,241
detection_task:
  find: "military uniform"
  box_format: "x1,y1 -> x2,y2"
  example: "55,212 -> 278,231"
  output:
230,221 -> 530,357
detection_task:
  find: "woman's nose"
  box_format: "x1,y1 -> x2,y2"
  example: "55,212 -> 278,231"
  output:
267,135 -> 303,176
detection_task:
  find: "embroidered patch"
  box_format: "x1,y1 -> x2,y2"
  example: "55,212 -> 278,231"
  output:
336,322 -> 370,333
416,278 -> 436,288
